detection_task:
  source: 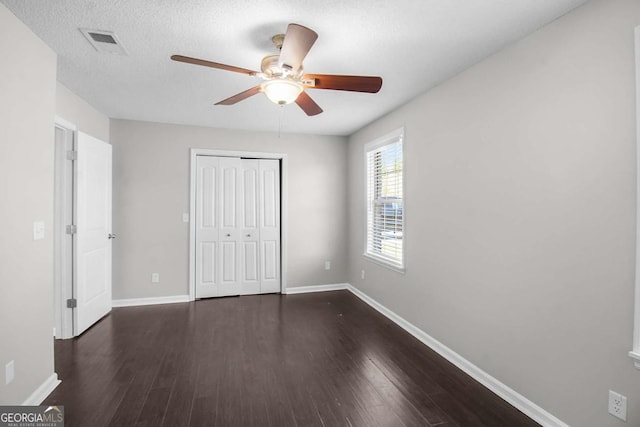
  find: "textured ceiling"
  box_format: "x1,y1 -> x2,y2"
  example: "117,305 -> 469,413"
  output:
2,0 -> 589,136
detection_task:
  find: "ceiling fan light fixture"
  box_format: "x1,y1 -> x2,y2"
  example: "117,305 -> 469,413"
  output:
262,79 -> 303,105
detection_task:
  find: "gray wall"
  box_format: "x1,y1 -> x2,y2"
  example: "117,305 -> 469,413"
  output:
0,4 -> 57,404
110,119 -> 348,299
347,0 -> 639,425
56,82 -> 110,142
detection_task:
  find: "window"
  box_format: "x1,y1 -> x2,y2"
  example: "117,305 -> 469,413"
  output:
364,128 -> 404,271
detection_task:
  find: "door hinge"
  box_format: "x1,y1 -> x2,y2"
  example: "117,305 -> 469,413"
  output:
66,298 -> 77,308
66,150 -> 77,161
66,224 -> 77,235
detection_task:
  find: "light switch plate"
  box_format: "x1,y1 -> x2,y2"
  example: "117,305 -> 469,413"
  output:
5,360 -> 14,385
33,221 -> 45,240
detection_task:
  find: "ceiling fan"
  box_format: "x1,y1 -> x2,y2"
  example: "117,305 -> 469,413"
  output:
171,23 -> 383,116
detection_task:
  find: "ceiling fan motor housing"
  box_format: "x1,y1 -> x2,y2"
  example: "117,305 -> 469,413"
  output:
261,54 -> 303,78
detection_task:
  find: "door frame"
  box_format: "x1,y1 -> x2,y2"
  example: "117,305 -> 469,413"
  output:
188,148 -> 288,300
53,116 -> 76,339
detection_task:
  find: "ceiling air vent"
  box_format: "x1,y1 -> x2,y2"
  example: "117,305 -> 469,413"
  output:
80,29 -> 127,55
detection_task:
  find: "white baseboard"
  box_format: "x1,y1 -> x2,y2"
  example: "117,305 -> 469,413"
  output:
345,284 -> 568,427
112,295 -> 190,308
284,283 -> 349,294
22,373 -> 60,405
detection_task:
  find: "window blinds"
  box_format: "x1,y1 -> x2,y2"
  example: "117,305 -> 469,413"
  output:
365,132 -> 403,269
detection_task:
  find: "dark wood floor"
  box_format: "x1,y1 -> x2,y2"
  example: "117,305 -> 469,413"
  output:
45,290 -> 538,427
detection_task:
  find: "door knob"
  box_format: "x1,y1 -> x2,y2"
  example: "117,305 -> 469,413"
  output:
108,233 -> 116,239
226,234 -> 231,237
246,234 -> 251,237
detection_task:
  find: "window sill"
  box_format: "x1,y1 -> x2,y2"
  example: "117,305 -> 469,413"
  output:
363,253 -> 405,274
630,351 -> 640,369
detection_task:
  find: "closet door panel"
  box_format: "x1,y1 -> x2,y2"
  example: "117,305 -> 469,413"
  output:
195,156 -> 219,298
218,157 -> 242,296
241,160 -> 261,294
259,160 -> 281,293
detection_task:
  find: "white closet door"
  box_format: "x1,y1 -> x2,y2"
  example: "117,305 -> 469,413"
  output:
240,160 -> 261,295
75,132 -> 112,335
195,156 -> 280,297
195,156 -> 219,298
259,159 -> 281,293
218,157 -> 242,296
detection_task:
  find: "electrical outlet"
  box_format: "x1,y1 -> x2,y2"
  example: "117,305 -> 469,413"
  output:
151,273 -> 160,283
361,270 -> 365,280
325,261 -> 331,270
5,360 -> 14,385
608,390 -> 627,421
182,213 -> 189,223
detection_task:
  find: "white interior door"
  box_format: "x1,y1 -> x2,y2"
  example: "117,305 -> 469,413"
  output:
75,132 -> 112,335
195,155 -> 280,298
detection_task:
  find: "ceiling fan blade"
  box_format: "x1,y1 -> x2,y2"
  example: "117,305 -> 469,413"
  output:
215,86 -> 262,105
295,91 -> 323,116
303,74 -> 383,93
278,24 -> 318,73
171,55 -> 257,76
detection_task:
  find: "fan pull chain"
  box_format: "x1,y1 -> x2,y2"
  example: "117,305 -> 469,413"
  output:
278,105 -> 283,138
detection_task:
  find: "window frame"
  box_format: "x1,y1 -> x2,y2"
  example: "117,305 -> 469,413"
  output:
363,127 -> 405,273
